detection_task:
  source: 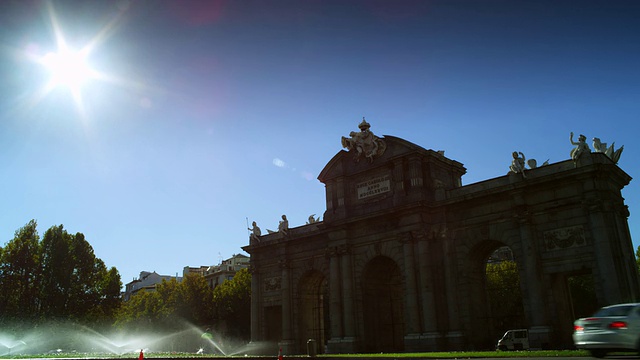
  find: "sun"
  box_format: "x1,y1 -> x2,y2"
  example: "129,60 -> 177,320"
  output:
41,45 -> 96,95
25,1 -> 125,117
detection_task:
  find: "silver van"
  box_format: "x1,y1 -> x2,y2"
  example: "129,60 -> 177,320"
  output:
496,329 -> 529,351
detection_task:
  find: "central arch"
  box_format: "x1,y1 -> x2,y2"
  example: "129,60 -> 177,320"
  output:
362,256 -> 404,353
297,270 -> 328,354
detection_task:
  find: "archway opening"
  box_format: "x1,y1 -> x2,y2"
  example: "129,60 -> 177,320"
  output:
485,246 -> 526,343
568,273 -> 598,319
550,271 -> 598,347
362,256 -> 404,353
468,242 -> 526,350
298,270 -> 328,354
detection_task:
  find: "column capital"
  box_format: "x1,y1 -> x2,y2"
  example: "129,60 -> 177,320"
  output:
248,265 -> 259,274
337,244 -> 351,255
325,246 -> 339,258
397,231 -> 414,244
513,205 -> 531,224
621,204 -> 630,218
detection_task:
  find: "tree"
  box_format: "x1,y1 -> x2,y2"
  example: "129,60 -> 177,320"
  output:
0,220 -> 41,326
154,277 -> 182,328
93,265 -> 123,325
177,273 -> 214,325
0,221 -> 121,328
67,232 -> 104,320
486,260 -> 525,331
212,268 -> 251,339
38,225 -> 122,324
114,269 -> 251,342
39,225 -> 74,318
114,290 -> 163,332
115,274 -> 214,332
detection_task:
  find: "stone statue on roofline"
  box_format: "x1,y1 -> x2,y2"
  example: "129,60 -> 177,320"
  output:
569,132 -> 591,165
341,118 -> 387,163
307,214 -> 320,224
592,137 -> 624,164
248,221 -> 261,243
278,215 -> 289,236
267,215 -> 289,235
509,151 -> 527,177
508,151 -> 549,178
569,132 -> 624,165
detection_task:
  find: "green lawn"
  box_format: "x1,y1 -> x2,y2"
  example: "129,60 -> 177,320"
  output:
321,350 -> 591,358
0,350 -> 596,359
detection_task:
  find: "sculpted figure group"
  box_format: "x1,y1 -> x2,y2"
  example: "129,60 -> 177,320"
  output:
509,151 -> 527,177
341,118 -> 387,163
263,214 -> 290,236
570,132 -> 624,165
508,151 -> 549,177
277,215 -> 289,236
249,213 -> 323,243
248,221 -> 261,243
509,132 -> 624,177
569,132 -> 590,165
592,136 -> 624,164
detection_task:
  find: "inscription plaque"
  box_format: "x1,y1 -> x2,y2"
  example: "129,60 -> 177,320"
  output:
357,175 -> 391,199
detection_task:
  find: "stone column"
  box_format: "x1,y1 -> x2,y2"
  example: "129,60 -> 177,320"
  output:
279,260 -> 292,341
586,198 -> 625,303
327,247 -> 343,338
416,231 -> 437,333
514,203 -> 550,349
401,233 -> 421,334
408,156 -> 424,189
336,178 -> 346,212
442,232 -> 463,349
615,204 -> 640,301
339,245 -> 355,337
516,220 -> 546,326
325,180 -> 335,213
250,266 -> 260,342
392,159 -> 405,203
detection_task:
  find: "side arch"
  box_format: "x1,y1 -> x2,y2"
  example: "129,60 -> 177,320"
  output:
296,270 -> 328,354
466,239 -> 526,350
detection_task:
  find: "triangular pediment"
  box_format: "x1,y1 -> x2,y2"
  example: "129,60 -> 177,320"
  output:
318,133 -> 465,223
318,135 -> 464,183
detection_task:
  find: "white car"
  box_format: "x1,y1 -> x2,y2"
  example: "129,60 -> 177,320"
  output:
573,303 -> 640,358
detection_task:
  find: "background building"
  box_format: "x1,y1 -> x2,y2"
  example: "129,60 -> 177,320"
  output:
122,271 -> 182,301
124,254 -> 250,301
186,254 -> 250,289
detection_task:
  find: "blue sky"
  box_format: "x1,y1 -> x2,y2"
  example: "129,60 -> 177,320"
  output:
1,0 -> 639,287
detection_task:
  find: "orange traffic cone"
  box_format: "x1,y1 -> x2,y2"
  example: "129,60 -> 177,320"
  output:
278,347 -> 283,360
139,350 -> 144,360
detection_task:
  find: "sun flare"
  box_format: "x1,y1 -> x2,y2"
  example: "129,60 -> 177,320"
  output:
41,46 -> 95,93
24,1 -> 127,118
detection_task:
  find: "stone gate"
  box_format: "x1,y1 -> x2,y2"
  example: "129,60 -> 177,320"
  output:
242,121 -> 639,354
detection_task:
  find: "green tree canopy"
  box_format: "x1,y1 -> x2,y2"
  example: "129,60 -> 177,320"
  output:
212,268 -> 251,339
485,260 -> 525,332
0,220 -> 41,326
0,220 -> 121,329
115,274 -> 215,331
115,268 -> 251,341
